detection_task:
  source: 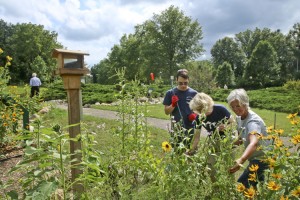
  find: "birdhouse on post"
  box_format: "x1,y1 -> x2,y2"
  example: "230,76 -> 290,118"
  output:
52,49 -> 90,196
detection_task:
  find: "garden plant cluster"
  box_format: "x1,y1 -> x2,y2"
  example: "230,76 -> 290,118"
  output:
1,49 -> 300,199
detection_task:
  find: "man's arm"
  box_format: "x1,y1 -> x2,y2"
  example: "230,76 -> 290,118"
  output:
164,104 -> 175,115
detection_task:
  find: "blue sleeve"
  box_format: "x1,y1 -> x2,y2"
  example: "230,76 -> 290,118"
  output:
163,90 -> 172,106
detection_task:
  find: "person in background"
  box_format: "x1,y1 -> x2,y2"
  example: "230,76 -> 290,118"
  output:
227,88 -> 271,188
163,69 -> 198,151
189,92 -> 234,182
30,73 -> 42,97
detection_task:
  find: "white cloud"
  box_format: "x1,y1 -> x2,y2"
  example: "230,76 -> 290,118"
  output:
0,0 -> 300,66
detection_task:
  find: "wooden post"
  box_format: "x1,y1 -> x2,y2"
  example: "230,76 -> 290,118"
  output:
63,75 -> 83,195
52,49 -> 89,198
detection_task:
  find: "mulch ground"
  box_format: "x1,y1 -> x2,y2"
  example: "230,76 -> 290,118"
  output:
0,145 -> 24,198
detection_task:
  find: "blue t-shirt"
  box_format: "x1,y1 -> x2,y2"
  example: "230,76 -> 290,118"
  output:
197,104 -> 231,135
163,87 -> 198,129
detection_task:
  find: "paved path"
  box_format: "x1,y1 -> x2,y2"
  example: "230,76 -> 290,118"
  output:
54,104 -> 172,131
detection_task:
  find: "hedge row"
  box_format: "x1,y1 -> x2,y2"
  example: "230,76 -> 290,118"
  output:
42,81 -> 170,105
210,87 -> 300,113
42,81 -> 300,113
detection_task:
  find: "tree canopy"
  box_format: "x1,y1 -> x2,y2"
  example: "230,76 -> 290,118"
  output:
91,5 -> 204,84
0,20 -> 62,84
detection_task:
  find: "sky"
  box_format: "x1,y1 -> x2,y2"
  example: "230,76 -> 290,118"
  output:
1,0 -> 300,66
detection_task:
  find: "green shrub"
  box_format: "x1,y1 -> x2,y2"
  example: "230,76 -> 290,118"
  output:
210,87 -> 300,113
283,80 -> 300,91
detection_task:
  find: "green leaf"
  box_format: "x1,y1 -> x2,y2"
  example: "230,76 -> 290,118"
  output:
7,190 -> 19,200
24,145 -> 39,155
39,181 -> 59,197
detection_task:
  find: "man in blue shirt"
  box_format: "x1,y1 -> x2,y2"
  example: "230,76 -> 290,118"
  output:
30,73 -> 42,97
163,69 -> 198,151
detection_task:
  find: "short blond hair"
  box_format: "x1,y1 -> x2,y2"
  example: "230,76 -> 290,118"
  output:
32,73 -> 37,77
189,92 -> 214,114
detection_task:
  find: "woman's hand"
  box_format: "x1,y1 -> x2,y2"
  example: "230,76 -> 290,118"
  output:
229,158 -> 243,174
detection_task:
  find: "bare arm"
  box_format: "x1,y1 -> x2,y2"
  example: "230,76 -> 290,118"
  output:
229,134 -> 259,173
190,129 -> 201,151
218,115 -> 235,131
164,105 -> 175,115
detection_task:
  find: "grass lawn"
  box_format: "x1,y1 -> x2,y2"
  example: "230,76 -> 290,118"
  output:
42,107 -> 170,157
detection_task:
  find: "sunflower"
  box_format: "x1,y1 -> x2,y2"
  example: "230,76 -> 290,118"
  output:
248,173 -> 256,182
287,112 -> 298,119
271,173 -> 282,179
275,138 -> 283,148
291,135 -> 300,145
291,186 -> 300,197
279,195 -> 288,200
274,129 -> 284,135
244,186 -> 256,199
162,141 -> 172,152
267,181 -> 281,191
249,164 -> 259,172
236,183 -> 246,192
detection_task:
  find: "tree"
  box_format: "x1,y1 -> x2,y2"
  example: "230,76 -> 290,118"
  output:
90,58 -> 116,84
215,62 -> 235,88
0,20 -> 13,51
184,60 -> 217,93
144,5 -> 204,78
235,27 -> 294,84
31,55 -> 49,82
6,22 -> 62,84
288,23 -> 300,79
211,37 -> 245,79
95,5 -> 204,84
243,41 -> 280,88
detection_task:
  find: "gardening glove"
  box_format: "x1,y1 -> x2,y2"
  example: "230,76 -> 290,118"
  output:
171,95 -> 179,107
188,113 -> 198,122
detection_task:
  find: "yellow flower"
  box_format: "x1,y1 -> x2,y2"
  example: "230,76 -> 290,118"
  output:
280,195 -> 288,200
236,183 -> 246,192
6,55 -> 12,61
3,122 -> 8,127
162,141 -> 172,152
275,129 -> 284,135
287,112 -> 298,119
248,173 -> 256,181
275,138 -> 283,148
291,135 -> 300,145
291,186 -> 300,197
291,119 -> 299,125
0,48 -> 3,54
12,112 -> 17,117
268,158 -> 276,168
267,181 -> 281,190
249,131 -> 258,135
271,173 -> 282,179
267,126 -> 273,133
249,164 -> 259,172
12,118 -> 17,122
244,186 -> 256,198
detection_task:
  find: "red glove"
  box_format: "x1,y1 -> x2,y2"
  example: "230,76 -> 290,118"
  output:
171,95 -> 179,107
188,113 -> 198,122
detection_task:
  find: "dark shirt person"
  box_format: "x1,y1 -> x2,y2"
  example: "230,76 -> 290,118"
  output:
163,69 -> 198,150
30,73 -> 42,97
188,92 -> 234,182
